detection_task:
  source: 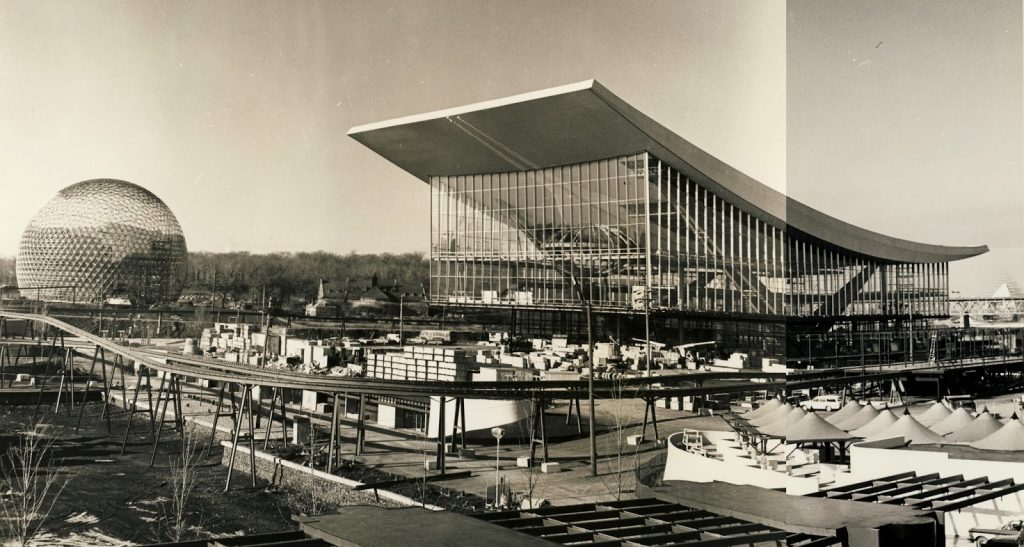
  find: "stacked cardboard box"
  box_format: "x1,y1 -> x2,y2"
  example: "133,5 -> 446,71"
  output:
475,349 -> 499,365
366,346 -> 473,382
542,369 -> 584,381
200,323 -> 254,352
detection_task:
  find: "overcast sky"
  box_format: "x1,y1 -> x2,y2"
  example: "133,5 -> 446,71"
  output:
0,1 -> 1019,296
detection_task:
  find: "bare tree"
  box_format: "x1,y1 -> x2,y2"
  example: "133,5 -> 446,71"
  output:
601,373 -> 644,500
286,473 -> 333,517
0,422 -> 70,546
160,424 -> 201,542
512,399 -> 543,510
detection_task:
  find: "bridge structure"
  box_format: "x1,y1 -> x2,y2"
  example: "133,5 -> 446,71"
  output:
950,296 -> 1024,319
0,310 -> 785,487
787,352 -> 1024,401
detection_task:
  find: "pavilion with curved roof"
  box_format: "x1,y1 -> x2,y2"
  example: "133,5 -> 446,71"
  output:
349,80 -> 986,350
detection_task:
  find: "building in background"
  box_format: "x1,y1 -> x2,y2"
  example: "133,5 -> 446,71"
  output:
349,80 -> 987,364
305,278 -> 346,318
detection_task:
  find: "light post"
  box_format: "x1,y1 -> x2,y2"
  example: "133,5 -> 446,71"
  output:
399,294 -> 405,344
908,303 -> 914,366
570,275 -> 598,477
491,427 -> 505,507
644,286 -> 652,378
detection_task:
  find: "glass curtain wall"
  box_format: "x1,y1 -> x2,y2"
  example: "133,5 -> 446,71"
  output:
431,153 -> 649,309
430,152 -> 950,318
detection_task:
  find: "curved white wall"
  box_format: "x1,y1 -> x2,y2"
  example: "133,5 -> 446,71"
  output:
426,397 -> 535,440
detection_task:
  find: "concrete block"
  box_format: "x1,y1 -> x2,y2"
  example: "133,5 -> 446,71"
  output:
626,434 -> 643,446
516,456 -> 532,468
458,448 -> 476,459
301,390 -> 319,411
14,373 -> 31,382
541,462 -> 561,474
424,460 -> 439,471
291,419 -> 311,445
377,404 -> 397,429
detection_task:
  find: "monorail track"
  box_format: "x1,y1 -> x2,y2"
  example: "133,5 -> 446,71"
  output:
0,311 -> 785,400
0,310 -> 785,483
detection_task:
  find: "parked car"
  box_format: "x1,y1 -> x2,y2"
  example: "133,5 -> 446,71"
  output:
800,394 -> 843,411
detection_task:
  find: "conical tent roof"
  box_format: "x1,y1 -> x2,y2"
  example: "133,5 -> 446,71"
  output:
866,412 -> 944,444
998,413 -> 1023,424
750,403 -> 793,428
970,419 -> 1024,451
743,397 -> 783,421
786,412 -> 853,443
759,407 -> 807,437
850,409 -> 900,438
836,404 -> 880,432
947,411 -> 1003,443
916,402 -> 952,427
931,407 -> 975,436
825,400 -> 862,425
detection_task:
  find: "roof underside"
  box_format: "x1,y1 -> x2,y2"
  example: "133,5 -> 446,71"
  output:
349,80 -> 987,264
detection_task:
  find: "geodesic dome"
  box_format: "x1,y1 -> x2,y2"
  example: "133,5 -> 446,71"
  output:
16,179 -> 188,304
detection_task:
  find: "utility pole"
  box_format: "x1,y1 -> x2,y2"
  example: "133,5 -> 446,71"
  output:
398,294 -> 405,344
571,274 -> 597,477
645,286 -> 652,377
908,303 -> 914,366
643,162 -> 654,378
585,299 -> 596,477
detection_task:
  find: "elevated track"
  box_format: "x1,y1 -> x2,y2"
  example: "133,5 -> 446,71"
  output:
0,311 -> 785,484
0,311 -> 784,399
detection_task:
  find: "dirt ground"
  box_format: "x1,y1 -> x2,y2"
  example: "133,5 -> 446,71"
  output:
0,401 -> 328,546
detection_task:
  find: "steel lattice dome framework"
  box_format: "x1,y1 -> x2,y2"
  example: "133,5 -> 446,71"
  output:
16,179 -> 188,304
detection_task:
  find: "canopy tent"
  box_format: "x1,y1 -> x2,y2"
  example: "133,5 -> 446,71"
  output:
915,402 -> 952,427
999,413 -> 1024,424
946,410 -> 1003,443
741,397 -> 783,421
824,400 -> 862,425
750,403 -> 794,428
835,404 -> 880,432
931,407 -> 975,436
786,412 -> 853,443
758,407 -> 807,438
850,409 -> 900,438
970,419 -> 1024,451
865,412 -> 944,445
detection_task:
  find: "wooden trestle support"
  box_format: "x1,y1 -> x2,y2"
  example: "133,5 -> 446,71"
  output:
2,313 -> 677,494
640,397 -> 661,442
564,396 -> 583,435
528,397 -> 549,466
431,396 -> 469,475
224,384 -> 258,491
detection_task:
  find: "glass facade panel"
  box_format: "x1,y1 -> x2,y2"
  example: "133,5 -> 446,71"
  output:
429,152 -> 950,318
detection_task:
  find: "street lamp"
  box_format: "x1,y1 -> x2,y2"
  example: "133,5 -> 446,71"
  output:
491,427 -> 505,507
570,275 -> 598,477
908,302 -> 914,366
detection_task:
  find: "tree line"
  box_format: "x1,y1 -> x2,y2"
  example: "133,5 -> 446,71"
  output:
185,251 -> 429,303
0,256 -> 13,286
0,251 -> 430,303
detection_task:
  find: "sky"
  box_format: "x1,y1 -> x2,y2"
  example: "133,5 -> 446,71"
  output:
788,0 -> 1023,297
0,1 -> 1019,296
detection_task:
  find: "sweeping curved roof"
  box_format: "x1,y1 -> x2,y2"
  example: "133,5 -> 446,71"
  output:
349,80 -> 987,263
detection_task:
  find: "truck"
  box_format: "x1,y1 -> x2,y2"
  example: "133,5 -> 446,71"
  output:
419,329 -> 452,345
